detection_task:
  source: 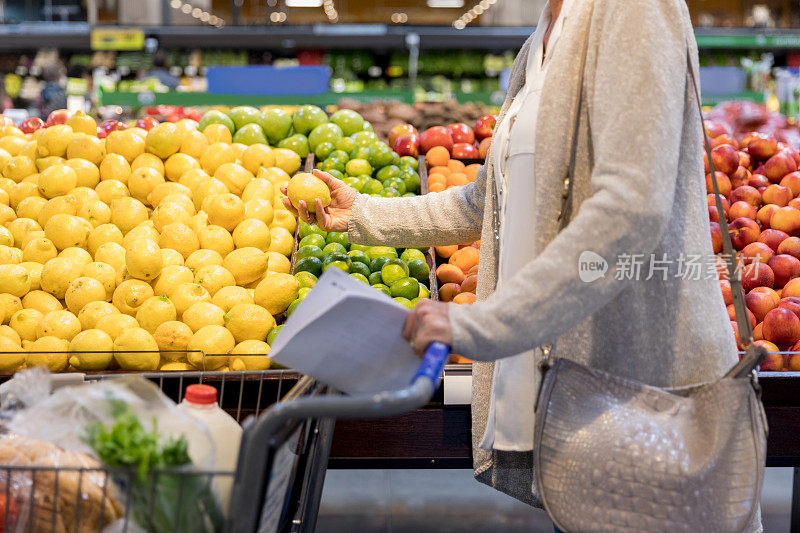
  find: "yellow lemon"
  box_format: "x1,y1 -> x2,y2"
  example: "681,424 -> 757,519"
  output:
0,336 -> 25,371
0,188 -> 7,206
37,164 -> 77,199
242,177 -> 275,203
197,225 -> 234,257
0,294 -> 22,324
65,158 -> 100,188
184,249 -> 224,274
214,163 -> 253,196
266,251 -> 292,274
26,336 -> 70,372
153,320 -> 193,360
203,193 -> 245,232
224,303 -> 275,343
76,199 -> 111,227
223,247 -> 268,285
129,127 -> 149,140
163,153 -> 199,182
188,212 -> 209,234
193,178 -> 228,211
128,166 -> 165,204
58,246 -> 93,266
241,144 -> 274,175
0,148 -> 11,169
110,197 -> 148,234
271,209 -> 297,235
183,301 -> 225,332
64,276 -> 107,315
268,226 -> 295,257
135,294 -> 177,333
44,214 -> 91,250
99,153 -> 131,184
7,218 -> 42,247
212,286 -> 253,312
171,282 -> 211,316
254,273 -> 299,315
161,248 -> 183,267
0,136 -> 27,157
0,205 -> 14,226
145,122 -> 183,159
130,152 -> 165,176
113,327 -> 160,370
95,180 -> 130,205
232,219 -> 270,251
194,265 -> 235,296
68,329 -> 114,370
16,198 -> 47,226
36,124 -> 73,158
230,342 -> 271,369
69,186 -> 100,207
0,226 -> 11,247
0,245 -> 21,264
2,155 -> 37,183
187,325 -> 234,369
271,148 -> 302,175
66,133 -> 105,165
180,168 -> 212,193
203,123 -> 232,144
87,224 -> 124,256
148,182 -> 191,207
241,199 -> 274,227
151,265 -> 194,296
38,195 -> 77,227
18,261 -> 42,290
106,129 -> 145,163
95,312 -> 138,340
9,182 -> 40,211
122,221 -> 159,247
179,130 -> 209,159
36,310 -> 81,341
200,142 -> 237,175
151,202 -> 191,232
22,290 -> 62,314
257,166 -> 291,185
0,325 -> 20,346
94,242 -> 126,273
77,300 -> 117,330
286,172 -> 330,214
65,111 -> 97,136
156,222 -> 198,260
112,279 -> 155,316
125,238 -> 163,281
35,156 -> 66,172
0,264 -> 30,297
10,308 -> 43,341
158,193 -> 196,215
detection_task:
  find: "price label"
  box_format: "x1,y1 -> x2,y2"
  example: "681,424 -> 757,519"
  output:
91,28 -> 145,51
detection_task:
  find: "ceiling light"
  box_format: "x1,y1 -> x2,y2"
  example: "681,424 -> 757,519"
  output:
181,4 -> 191,13
200,11 -> 209,20
474,6 -> 484,14
453,19 -> 466,28
170,0 -> 181,8
286,0 -> 322,5
191,7 -> 202,17
428,0 -> 464,7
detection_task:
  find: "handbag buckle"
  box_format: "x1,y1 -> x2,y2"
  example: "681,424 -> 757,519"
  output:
539,344 -> 554,372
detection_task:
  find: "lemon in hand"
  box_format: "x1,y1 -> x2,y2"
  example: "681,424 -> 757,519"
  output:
286,172 -> 331,214
113,327 -> 160,370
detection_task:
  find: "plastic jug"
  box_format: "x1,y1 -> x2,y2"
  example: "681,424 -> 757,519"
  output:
178,384 -> 242,513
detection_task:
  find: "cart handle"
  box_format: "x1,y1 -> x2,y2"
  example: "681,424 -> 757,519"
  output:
413,341 -> 450,385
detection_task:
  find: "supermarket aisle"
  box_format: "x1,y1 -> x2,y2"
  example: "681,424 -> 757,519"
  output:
317,468 -> 792,532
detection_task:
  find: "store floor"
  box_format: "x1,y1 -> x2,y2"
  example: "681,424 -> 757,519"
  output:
317,467 -> 792,532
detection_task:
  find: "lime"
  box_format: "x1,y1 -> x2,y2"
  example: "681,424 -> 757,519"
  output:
351,131 -> 378,147
368,144 -> 396,168
308,123 -> 343,151
294,256 -> 322,276
350,273 -> 369,284
403,173 -> 421,194
296,245 -> 324,262
368,246 -> 398,261
418,283 -> 430,299
383,178 -> 407,195
350,147 -> 371,160
298,222 -> 317,239
323,251 -> 350,266
292,105 -> 328,136
401,249 -> 427,263
400,156 -> 419,170
300,234 -> 327,249
350,244 -> 371,253
228,106 -> 261,130
343,177 -> 364,192
368,257 -> 389,273
381,263 -> 409,286
323,260 -> 349,273
329,110 -> 365,137
199,110 -> 235,134
335,137 -> 357,153
277,134 -> 309,158
232,123 -> 267,146
349,261 -> 371,278
393,297 -> 414,309
346,159 -> 372,177
327,169 -> 345,181
267,324 -> 283,345
402,192 -> 416,197
294,271 -> 318,288
368,271 -> 383,285
298,287 -> 312,300
285,298 -> 301,317
347,250 -> 369,265
322,242 -> 347,255
326,232 -> 350,248
258,108 -> 293,144
407,258 -> 430,282
321,159 -> 345,173
380,187 -> 400,198
376,165 -> 401,182
373,284 -> 391,297
410,297 -> 422,307
314,142 -> 335,161
361,179 -> 383,195
328,149 -> 350,162
391,277 -> 420,299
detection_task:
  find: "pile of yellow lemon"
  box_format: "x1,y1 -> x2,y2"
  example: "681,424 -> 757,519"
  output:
0,111 -> 305,373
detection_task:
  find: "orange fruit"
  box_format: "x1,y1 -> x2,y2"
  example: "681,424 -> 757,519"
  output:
426,146 -> 450,168
465,164 -> 481,180
783,278 -> 800,298
435,245 -> 458,258
451,355 -> 472,364
437,263 -> 465,285
447,159 -> 465,173
429,182 -> 446,193
461,274 -> 477,293
449,246 -> 479,273
447,173 -> 468,187
427,173 -> 447,188
453,292 -> 476,305
467,264 -> 479,276
438,282 -> 461,302
428,165 -> 451,177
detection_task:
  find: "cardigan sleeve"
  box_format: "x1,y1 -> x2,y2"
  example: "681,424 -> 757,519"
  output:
449,0 -> 690,360
347,163 -> 487,249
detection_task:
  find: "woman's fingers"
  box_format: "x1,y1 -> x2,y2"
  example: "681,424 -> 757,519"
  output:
297,200 -> 314,224
313,169 -> 338,188
281,197 -> 299,216
402,310 -> 417,341
315,199 -> 331,229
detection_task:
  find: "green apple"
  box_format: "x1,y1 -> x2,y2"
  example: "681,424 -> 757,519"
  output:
336,137 -> 357,153
228,106 -> 261,130
232,123 -> 268,145
277,134 -> 310,158
314,142 -> 335,160
198,110 -> 235,134
258,108 -> 293,144
376,165 -> 401,182
345,158 -> 372,177
292,105 -> 328,135
351,131 -> 378,147
368,143 -> 396,168
361,179 -> 383,195
329,109 -> 365,136
308,123 -> 343,151
400,156 -> 419,170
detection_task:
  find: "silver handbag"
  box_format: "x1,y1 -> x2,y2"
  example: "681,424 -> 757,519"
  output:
533,48 -> 769,532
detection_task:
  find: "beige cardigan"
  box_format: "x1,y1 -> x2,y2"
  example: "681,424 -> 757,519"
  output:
349,0 -> 746,518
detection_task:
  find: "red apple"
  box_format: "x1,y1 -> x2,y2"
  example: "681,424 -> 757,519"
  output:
728,201 -> 757,221
474,115 -> 497,140
720,279 -> 733,305
739,151 -> 753,170
388,124 -> 419,146
729,185 -> 761,208
787,352 -> 800,371
45,109 -> 69,127
747,134 -> 779,161
708,194 -> 730,214
771,206 -> 800,235
778,297 -> 800,319
451,143 -> 479,159
765,151 -> 798,183
477,137 -> 492,159
728,304 -> 757,328
730,166 -> 751,188
781,172 -> 800,197
770,254 -> 800,288
748,173 -> 770,189
778,236 -> 800,260
758,229 -> 790,252
708,205 -> 720,222
712,134 -> 739,149
704,120 -> 730,139
752,286 -> 781,305
759,349 -> 785,371
392,134 -> 420,158
763,184 -> 794,207
706,171 -> 732,197
742,262 -> 775,291
420,126 -> 453,154
763,307 -> 800,345
447,123 -> 475,144
783,278 -> 800,298
741,242 -> 775,264
746,291 -> 777,323
758,205 -> 779,227
728,217 -> 761,249
100,120 -> 127,134
711,144 -> 740,175
730,320 -> 743,350
135,117 -> 159,131
19,117 -> 45,134
709,222 -> 723,254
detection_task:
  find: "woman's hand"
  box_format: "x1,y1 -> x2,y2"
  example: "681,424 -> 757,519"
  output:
402,299 -> 453,357
281,169 -> 356,232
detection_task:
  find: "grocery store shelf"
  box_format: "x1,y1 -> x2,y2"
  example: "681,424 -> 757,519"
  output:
702,90 -> 766,107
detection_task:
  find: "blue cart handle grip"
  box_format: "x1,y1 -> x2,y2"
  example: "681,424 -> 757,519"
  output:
412,342 -> 450,384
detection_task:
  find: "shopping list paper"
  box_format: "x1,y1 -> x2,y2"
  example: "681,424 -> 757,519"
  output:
268,268 -> 420,394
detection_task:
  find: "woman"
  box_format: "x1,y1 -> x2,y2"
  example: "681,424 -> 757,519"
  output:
286,0 -> 757,528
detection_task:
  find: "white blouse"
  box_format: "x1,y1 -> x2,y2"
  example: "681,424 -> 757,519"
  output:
480,0 -> 571,452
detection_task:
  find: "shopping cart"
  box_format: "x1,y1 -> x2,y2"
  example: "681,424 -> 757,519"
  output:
0,342 -> 449,532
